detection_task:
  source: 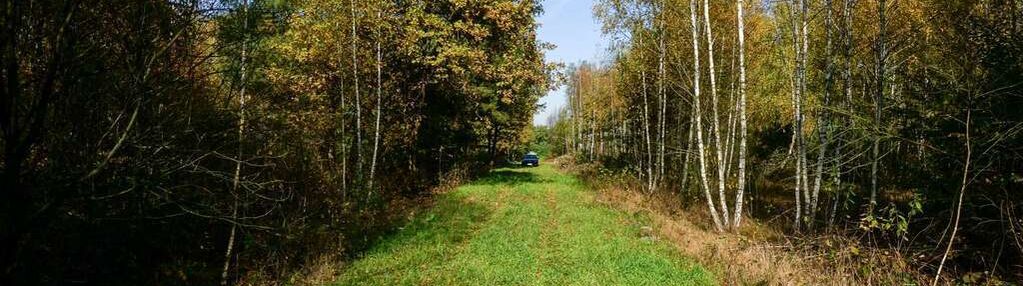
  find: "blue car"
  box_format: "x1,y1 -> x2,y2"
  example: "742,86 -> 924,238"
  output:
521,152 -> 539,167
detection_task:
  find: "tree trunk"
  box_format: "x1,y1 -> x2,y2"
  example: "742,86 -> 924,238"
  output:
810,0 -> 835,229
830,0 -> 854,228
351,0 -> 363,186
691,0 -> 724,232
870,0 -> 888,212
658,7 -> 667,188
733,0 -> 749,230
590,109 -> 596,161
790,0 -> 805,230
641,69 -> 654,192
703,0 -> 730,227
337,20 -> 348,199
933,110 -> 971,286
222,1 -> 248,284
368,8 -> 383,190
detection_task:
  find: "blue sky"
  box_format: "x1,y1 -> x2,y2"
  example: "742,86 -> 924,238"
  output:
534,0 -> 607,126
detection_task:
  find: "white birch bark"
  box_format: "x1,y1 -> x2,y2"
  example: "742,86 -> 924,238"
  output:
723,80 -> 737,179
789,0 -> 804,229
222,1 -> 248,284
658,6 -> 667,188
733,0 -> 749,229
572,78 -> 578,154
368,7 -> 382,190
350,0 -> 363,185
336,18 -> 348,197
691,0 -> 724,232
590,109 -> 596,161
641,69 -> 654,192
799,0 -> 811,221
811,0 -> 835,228
703,0 -> 730,227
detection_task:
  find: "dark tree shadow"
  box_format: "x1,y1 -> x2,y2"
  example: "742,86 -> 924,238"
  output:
338,193 -> 494,282
476,170 -> 547,185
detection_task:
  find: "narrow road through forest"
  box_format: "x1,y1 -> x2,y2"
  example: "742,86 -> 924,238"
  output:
334,164 -> 715,285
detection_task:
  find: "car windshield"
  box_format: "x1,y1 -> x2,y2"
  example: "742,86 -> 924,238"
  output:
525,155 -> 538,159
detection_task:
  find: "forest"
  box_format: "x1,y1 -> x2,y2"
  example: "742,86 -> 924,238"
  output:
545,0 -> 1022,283
1,0 -> 550,284
2,0 -> 1022,285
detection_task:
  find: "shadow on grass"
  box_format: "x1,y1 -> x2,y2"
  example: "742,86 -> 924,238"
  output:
474,169 -> 547,186
337,193 -> 493,283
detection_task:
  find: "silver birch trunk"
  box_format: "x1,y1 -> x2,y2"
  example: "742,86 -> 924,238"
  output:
590,110 -> 596,161
830,0 -> 854,228
870,0 -> 887,212
350,0 -> 363,185
222,1 -> 248,284
723,84 -> 737,179
336,19 -> 348,198
811,0 -> 835,228
658,10 -> 667,188
368,8 -> 382,190
789,0 -> 804,229
733,0 -> 749,229
572,79 -> 578,155
703,0 -> 730,227
641,69 -> 654,192
691,0 -> 724,232
799,0 -> 811,221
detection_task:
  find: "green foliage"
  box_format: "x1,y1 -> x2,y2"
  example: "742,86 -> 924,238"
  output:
859,196 -> 923,240
524,125 -> 552,157
0,0 -> 550,284
559,0 -> 1023,280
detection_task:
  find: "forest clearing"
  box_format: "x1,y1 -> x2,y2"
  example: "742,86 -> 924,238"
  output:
2,0 -> 1021,285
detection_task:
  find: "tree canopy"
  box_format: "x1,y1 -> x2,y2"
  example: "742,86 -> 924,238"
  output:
0,0 -> 551,284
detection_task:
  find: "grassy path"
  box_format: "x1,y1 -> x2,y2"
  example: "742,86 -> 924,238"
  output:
334,165 -> 715,285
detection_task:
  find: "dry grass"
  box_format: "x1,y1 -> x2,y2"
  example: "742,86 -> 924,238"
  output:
573,162 -> 937,285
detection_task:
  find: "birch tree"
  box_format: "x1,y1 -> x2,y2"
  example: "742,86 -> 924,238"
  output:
798,0 -> 811,225
830,0 -> 855,228
732,0 -> 750,229
336,16 -> 349,198
870,0 -> 889,212
809,0 -> 835,229
351,0 -> 363,186
703,0 -> 730,227
787,0 -> 809,229
657,0 -> 667,188
691,0 -> 724,232
642,68 -> 654,192
218,1 -> 250,283
369,6 -> 383,190
221,1 -> 249,284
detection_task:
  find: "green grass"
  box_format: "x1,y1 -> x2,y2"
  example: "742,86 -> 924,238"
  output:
334,165 -> 715,286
